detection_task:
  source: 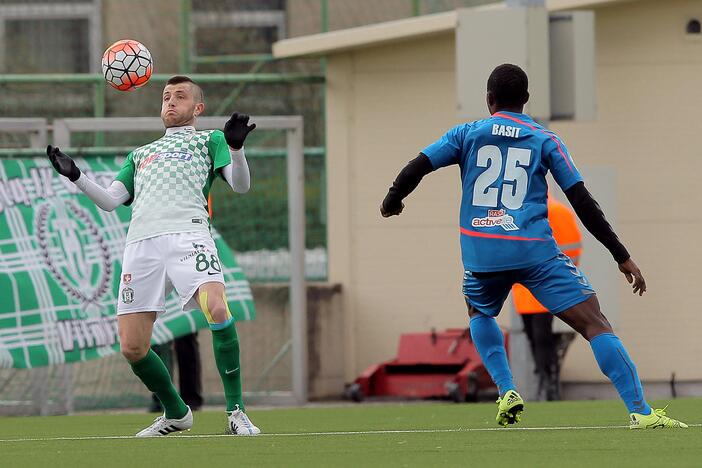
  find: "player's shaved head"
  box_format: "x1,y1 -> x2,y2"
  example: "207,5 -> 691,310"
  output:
166,75 -> 204,103
162,75 -> 206,128
487,64 -> 529,111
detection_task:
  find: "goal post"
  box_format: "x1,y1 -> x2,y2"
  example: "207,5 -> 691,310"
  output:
54,115 -> 309,406
0,115 -> 309,414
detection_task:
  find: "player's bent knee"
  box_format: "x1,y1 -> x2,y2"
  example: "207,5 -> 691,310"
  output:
556,296 -> 613,341
199,289 -> 233,329
584,321 -> 614,342
208,302 -> 229,324
579,310 -> 613,341
120,341 -> 149,362
465,298 -> 482,318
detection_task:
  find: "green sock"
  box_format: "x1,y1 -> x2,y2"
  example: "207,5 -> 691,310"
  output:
211,322 -> 244,412
130,349 -> 188,419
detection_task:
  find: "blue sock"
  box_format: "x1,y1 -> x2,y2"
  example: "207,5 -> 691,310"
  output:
469,313 -> 515,396
590,333 -> 651,415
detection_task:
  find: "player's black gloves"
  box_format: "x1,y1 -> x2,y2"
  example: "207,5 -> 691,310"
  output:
47,145 -> 81,182
224,112 -> 256,150
381,195 -> 404,217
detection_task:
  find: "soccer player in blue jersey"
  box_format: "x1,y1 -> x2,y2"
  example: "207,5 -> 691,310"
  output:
381,64 -> 687,429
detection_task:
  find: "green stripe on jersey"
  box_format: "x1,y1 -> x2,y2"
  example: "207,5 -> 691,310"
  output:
203,130 -> 231,202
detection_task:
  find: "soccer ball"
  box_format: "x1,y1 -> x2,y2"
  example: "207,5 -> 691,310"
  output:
101,39 -> 153,91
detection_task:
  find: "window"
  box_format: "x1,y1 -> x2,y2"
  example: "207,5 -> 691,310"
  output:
5,19 -> 89,73
192,0 -> 286,63
0,1 -> 101,73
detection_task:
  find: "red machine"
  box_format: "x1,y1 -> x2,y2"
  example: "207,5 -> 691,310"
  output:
346,328 -> 506,403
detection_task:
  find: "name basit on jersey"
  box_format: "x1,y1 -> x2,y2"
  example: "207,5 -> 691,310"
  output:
422,111 -> 583,272
115,127 -> 232,244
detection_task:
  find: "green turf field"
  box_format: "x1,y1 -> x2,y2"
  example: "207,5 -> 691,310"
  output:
1,398 -> 700,467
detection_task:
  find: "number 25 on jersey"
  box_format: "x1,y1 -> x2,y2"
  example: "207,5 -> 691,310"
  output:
472,145 -> 532,210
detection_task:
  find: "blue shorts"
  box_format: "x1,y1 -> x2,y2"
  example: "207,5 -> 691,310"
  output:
462,253 -> 595,317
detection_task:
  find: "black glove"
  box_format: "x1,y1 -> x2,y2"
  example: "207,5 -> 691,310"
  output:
223,112 -> 256,150
380,196 -> 404,218
47,145 -> 81,182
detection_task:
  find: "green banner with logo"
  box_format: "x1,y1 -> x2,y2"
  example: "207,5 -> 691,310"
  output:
0,156 -> 255,369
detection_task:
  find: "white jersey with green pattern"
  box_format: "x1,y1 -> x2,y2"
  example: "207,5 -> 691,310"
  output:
115,126 -> 231,244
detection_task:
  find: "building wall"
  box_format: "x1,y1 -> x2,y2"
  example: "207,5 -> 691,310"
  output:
327,33 -> 485,381
553,0 -> 702,382
327,0 -> 702,385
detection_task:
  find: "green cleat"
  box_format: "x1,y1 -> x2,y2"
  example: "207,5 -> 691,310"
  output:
495,390 -> 524,427
629,406 -> 688,429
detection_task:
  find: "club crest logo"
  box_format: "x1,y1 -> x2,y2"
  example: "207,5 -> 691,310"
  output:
35,200 -> 112,310
121,287 -> 134,304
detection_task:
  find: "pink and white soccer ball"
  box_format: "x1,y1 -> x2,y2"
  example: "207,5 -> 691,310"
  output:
101,39 -> 153,91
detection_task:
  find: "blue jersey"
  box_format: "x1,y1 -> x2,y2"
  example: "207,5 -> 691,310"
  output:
422,111 -> 583,272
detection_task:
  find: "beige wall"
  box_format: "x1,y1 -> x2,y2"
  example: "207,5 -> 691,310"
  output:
327,33 -> 482,381
554,0 -> 702,382
327,0 -> 702,384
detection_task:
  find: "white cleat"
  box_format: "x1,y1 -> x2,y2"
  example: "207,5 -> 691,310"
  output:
227,405 -> 260,436
135,406 -> 193,437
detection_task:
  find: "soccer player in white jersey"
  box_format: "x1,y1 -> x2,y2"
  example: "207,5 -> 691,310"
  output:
47,75 -> 260,436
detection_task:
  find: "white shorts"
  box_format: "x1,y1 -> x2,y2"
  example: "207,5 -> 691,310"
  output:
117,232 -> 225,315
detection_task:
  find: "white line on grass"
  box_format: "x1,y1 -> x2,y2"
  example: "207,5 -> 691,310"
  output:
0,424 -> 699,443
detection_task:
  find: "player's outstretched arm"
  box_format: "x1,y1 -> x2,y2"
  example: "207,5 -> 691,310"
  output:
380,153 -> 434,217
47,145 -> 130,212
220,146 -> 250,193
564,181 -> 646,295
221,112 -> 255,193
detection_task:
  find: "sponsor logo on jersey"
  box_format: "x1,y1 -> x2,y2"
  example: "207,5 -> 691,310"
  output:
138,151 -> 192,170
471,209 -> 519,232
122,273 -> 132,284
179,243 -> 209,263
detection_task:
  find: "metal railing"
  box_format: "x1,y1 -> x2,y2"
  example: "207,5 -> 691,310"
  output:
0,118 -> 48,148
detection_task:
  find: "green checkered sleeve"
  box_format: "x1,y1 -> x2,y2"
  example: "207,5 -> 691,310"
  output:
114,151 -> 135,206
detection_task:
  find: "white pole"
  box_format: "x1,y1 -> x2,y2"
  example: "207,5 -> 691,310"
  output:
506,0 -> 545,6
287,118 -> 308,404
